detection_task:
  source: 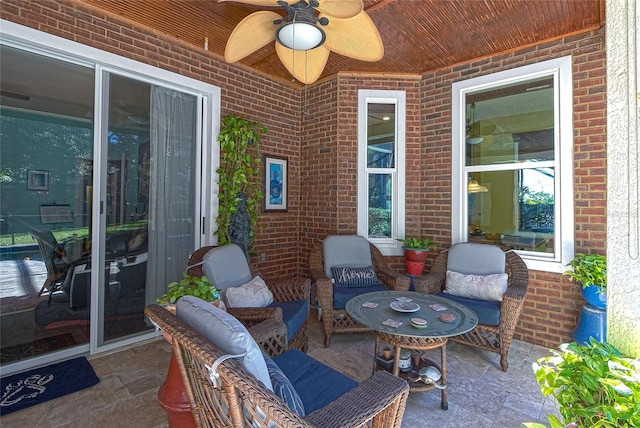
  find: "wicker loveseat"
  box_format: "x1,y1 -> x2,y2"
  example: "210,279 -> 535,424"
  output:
145,299 -> 409,427
187,244 -> 311,352
412,242 -> 529,371
309,235 -> 410,346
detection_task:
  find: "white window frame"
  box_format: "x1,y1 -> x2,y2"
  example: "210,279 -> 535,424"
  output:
357,90 -> 406,256
451,56 -> 574,273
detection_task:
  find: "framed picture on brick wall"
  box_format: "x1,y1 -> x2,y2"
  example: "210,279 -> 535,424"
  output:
263,155 -> 287,212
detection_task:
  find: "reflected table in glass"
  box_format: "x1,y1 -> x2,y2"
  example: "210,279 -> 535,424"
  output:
346,290 -> 478,410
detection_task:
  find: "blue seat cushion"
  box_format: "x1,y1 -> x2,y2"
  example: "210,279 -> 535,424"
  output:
268,300 -> 308,342
332,284 -> 388,310
437,292 -> 501,326
272,349 -> 357,414
262,351 -> 305,417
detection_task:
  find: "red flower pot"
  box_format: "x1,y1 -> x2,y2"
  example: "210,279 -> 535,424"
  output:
405,260 -> 425,275
403,249 -> 430,275
404,249 -> 430,262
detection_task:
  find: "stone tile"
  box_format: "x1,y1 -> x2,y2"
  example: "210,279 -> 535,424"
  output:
492,406 -> 543,428
3,310 -> 554,428
402,391 -> 457,426
502,392 -> 543,419
442,407 -> 493,428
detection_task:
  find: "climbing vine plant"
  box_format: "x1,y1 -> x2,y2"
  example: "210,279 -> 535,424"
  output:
215,114 -> 267,251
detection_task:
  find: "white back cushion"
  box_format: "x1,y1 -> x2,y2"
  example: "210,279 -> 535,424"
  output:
447,242 -> 505,275
322,235 -> 373,278
201,244 -> 253,290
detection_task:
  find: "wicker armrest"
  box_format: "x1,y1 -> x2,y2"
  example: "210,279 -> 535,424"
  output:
503,283 -> 527,300
377,268 -> 411,291
227,306 -> 283,326
248,318 -> 288,357
266,277 -> 311,302
309,268 -> 328,282
412,271 -> 445,294
304,371 -> 409,428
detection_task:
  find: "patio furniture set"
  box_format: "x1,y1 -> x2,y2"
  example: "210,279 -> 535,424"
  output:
147,235 -> 529,426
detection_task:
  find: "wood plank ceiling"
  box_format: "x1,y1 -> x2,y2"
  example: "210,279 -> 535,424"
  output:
80,0 -> 604,87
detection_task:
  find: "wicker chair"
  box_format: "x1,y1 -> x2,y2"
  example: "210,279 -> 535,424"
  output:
145,304 -> 409,428
412,243 -> 529,371
309,235 -> 410,346
187,245 -> 311,352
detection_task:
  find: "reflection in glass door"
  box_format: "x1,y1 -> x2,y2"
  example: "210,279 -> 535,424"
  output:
98,73 -> 153,345
0,46 -> 95,365
1,43 -> 206,370
98,73 -> 198,346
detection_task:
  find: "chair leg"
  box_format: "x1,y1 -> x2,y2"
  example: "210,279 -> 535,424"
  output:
500,353 -> 508,371
324,333 -> 331,347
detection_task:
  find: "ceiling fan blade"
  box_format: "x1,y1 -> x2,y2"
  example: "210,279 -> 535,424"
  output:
218,0 -> 296,6
322,12 -> 383,61
275,43 -> 330,84
224,11 -> 280,63
315,0 -> 363,19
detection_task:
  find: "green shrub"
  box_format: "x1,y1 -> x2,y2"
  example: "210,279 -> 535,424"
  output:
564,253 -> 607,289
525,339 -> 640,428
156,273 -> 220,304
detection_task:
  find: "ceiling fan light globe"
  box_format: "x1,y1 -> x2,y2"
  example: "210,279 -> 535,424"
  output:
276,22 -> 325,50
466,137 -> 484,145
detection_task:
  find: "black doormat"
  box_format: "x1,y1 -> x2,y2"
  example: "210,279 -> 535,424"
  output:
0,356 -> 99,415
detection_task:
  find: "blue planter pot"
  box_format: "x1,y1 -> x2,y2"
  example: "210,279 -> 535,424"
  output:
581,284 -> 606,309
573,304 -> 606,345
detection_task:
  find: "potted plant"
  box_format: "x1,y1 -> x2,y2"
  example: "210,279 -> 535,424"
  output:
396,236 -> 437,275
216,114 -> 267,260
157,273 -> 221,312
524,339 -> 640,428
564,253 -> 606,308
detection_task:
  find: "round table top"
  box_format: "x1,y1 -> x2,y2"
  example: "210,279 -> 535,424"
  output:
346,290 -> 478,339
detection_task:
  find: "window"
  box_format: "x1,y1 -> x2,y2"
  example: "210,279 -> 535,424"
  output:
357,90 -> 406,256
451,56 -> 574,272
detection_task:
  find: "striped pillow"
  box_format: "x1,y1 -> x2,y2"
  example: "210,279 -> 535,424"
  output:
331,266 -> 380,288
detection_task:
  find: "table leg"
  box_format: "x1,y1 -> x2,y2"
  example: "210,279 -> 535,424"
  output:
373,335 -> 381,375
392,346 -> 401,376
440,344 -> 448,410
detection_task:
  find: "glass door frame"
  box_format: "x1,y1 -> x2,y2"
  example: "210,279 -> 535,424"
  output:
0,20 -> 221,374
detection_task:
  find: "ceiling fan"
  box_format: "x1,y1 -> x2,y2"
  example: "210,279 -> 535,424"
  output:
218,0 -> 384,84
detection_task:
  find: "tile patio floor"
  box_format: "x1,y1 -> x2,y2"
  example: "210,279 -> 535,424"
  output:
0,309 -> 561,427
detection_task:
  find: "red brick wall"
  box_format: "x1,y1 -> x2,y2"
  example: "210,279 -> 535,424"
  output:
3,2 -> 607,347
298,30 -> 607,347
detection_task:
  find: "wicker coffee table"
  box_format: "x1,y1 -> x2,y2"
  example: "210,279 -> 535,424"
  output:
346,290 -> 478,410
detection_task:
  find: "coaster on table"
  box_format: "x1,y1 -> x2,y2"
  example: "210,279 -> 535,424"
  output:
439,313 -> 457,323
362,302 -> 378,308
382,319 -> 403,328
410,317 -> 428,329
428,303 -> 448,311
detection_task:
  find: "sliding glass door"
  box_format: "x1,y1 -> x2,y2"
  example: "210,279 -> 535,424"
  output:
97,73 -> 199,346
0,27 -> 218,373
